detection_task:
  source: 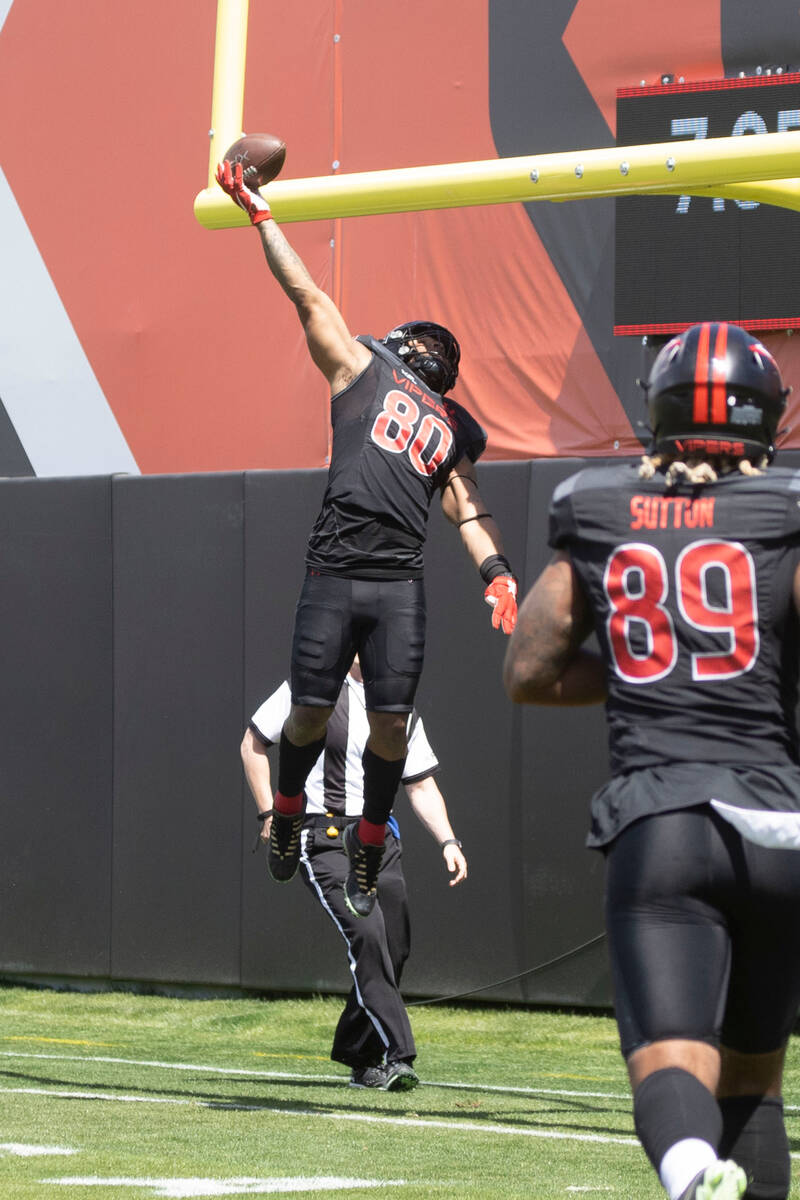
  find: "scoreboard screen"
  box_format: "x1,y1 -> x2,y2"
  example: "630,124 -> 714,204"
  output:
614,73 -> 800,336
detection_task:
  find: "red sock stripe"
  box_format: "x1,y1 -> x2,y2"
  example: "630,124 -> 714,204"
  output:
274,791 -> 304,816
693,322 -> 711,424
710,322 -> 728,424
357,818 -> 385,845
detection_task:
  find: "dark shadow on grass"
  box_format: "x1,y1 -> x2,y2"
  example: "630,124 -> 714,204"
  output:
0,1064 -> 345,1099
0,1066 -> 635,1138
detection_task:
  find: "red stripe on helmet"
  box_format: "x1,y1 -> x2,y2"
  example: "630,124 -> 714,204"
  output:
710,322 -> 728,424
693,323 -> 711,424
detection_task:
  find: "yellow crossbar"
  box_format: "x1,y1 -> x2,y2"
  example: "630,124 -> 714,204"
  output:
194,131 -> 800,228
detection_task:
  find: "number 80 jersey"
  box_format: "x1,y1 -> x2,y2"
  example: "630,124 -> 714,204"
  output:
306,336 -> 487,579
549,463 -> 800,773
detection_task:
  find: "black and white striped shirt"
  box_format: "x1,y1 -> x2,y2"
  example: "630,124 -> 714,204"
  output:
249,675 -> 439,817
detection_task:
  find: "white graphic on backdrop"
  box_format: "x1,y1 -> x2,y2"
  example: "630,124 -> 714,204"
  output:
0,166 -> 139,477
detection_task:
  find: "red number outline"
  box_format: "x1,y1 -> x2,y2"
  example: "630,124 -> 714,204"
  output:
676,539 -> 759,680
604,543 -> 677,683
604,540 -> 759,684
370,390 -> 453,477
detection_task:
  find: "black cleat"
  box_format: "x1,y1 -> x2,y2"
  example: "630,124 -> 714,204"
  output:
343,823 -> 384,918
383,1061 -> 419,1091
267,805 -> 305,883
349,1065 -> 388,1089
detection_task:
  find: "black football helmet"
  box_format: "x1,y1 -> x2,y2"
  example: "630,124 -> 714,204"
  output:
643,322 -> 789,462
382,321 -> 460,394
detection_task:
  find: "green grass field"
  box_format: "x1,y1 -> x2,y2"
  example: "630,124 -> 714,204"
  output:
0,984 -> 797,1198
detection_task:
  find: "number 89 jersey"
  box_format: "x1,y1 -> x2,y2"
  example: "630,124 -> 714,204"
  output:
549,463 -> 800,773
306,337 -> 487,579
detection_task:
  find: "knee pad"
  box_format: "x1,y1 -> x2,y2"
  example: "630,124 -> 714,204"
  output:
719,1096 -> 790,1200
634,1067 -> 722,1170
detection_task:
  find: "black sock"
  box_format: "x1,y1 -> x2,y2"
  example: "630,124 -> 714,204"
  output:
361,746 -> 406,826
633,1067 -> 722,1172
719,1095 -> 789,1200
277,729 -> 326,798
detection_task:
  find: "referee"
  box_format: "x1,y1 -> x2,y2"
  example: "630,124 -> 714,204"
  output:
241,657 -> 467,1091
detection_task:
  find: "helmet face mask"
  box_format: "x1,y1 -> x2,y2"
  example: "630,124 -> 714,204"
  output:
382,321 -> 461,394
644,322 -> 789,463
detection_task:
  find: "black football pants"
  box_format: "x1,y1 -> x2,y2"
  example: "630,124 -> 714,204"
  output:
605,805 -> 800,1058
291,570 -> 426,712
299,822 -> 416,1068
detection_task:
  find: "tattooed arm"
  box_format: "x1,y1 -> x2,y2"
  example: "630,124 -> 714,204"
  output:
502,551 -> 607,705
256,220 -> 371,393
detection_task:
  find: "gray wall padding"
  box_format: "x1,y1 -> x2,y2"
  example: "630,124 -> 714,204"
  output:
110,474 -> 245,984
0,477 -> 113,976
13,456 -> 773,1005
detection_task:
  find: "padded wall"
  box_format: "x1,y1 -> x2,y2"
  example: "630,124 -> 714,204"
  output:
238,469 -> 345,994
0,463 -> 628,1005
516,461 -> 612,1005
0,477 -> 113,978
111,474 -> 245,985
400,461 -> 533,1001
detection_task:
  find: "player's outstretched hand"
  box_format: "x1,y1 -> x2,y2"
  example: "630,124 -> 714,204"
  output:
215,159 -> 273,225
484,575 -> 518,635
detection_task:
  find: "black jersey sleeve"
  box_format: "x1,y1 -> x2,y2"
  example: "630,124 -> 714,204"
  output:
548,470 -> 583,549
443,397 -> 488,463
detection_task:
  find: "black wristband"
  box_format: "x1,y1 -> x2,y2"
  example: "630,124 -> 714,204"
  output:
440,837 -> 462,850
458,512 -> 493,528
479,554 -> 513,583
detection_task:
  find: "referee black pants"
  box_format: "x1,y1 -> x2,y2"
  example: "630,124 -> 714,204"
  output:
299,823 -> 416,1069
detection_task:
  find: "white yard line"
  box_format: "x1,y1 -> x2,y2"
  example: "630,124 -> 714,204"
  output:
0,1143 -> 76,1156
0,1082 -> 639,1146
43,1178 -> 404,1196
4,1048 -> 800,1111
2,1047 -> 798,1161
0,1050 -> 344,1084
0,1050 -> 629,1099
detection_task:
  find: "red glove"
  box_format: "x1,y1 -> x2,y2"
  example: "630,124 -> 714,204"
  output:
215,159 -> 273,225
484,575 -> 518,634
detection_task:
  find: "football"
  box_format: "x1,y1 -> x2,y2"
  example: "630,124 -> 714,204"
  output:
222,132 -> 286,188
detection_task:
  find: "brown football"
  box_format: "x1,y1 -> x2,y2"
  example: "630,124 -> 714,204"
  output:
222,132 -> 286,188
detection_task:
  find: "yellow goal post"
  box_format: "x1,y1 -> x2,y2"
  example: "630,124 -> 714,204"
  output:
196,0 -> 800,228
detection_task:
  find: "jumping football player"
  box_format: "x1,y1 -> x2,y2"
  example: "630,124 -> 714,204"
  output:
504,323 -> 800,1200
217,159 -> 516,918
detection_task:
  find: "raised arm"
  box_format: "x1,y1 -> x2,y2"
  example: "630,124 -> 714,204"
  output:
503,550 -> 607,705
440,458 -> 518,634
216,160 -> 371,394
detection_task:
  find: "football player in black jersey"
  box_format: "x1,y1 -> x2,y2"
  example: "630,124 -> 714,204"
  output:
217,159 -> 516,918
504,323 -> 800,1200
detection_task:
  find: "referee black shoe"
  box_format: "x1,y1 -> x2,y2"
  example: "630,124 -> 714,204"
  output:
343,823 -> 384,918
267,804 -> 305,883
383,1060 -> 419,1091
348,1065 -> 388,1089
679,1160 -> 746,1200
